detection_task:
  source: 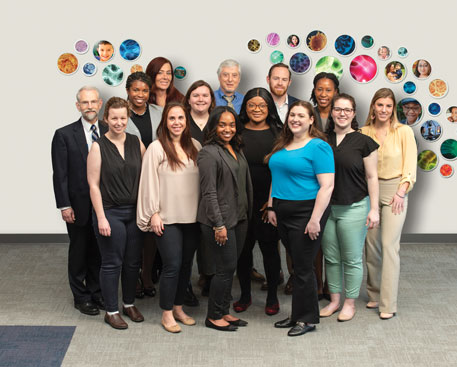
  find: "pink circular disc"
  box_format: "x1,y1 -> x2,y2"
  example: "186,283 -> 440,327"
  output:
350,55 -> 377,83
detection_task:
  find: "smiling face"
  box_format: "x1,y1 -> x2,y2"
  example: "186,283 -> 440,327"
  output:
314,78 -> 337,109
288,105 -> 314,137
451,107 -> 457,121
155,63 -> 172,91
417,60 -> 431,77
216,111 -> 236,145
106,107 -> 128,134
331,98 -> 355,132
166,106 -> 186,139
373,97 -> 394,124
98,43 -> 114,62
127,80 -> 150,109
402,102 -> 421,124
267,66 -> 291,98
218,66 -> 240,96
246,96 -> 268,125
188,85 -> 212,115
76,89 -> 102,124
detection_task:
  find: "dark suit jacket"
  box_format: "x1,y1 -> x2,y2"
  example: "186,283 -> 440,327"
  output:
51,118 -> 107,226
288,94 -> 299,106
197,144 -> 253,229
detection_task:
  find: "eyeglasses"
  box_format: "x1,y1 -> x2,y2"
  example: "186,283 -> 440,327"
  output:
403,106 -> 421,112
247,103 -> 268,110
333,107 -> 354,114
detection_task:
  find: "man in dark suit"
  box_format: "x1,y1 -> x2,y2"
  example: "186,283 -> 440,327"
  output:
51,86 -> 106,315
267,63 -> 299,123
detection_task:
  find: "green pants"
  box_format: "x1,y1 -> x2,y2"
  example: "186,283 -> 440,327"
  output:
321,196 -> 370,298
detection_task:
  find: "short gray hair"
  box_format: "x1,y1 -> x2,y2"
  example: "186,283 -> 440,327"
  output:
76,86 -> 100,102
217,59 -> 241,77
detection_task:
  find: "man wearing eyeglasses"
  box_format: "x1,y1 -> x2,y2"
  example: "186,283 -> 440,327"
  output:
51,86 -> 107,316
267,63 -> 298,123
215,59 -> 244,114
400,98 -> 422,125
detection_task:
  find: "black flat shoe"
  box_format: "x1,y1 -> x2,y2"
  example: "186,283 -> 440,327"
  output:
92,297 -> 105,311
75,301 -> 99,316
287,322 -> 316,337
228,318 -> 248,327
205,318 -> 237,331
274,317 -> 296,328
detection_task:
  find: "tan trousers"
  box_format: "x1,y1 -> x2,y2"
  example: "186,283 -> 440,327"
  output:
365,178 -> 407,313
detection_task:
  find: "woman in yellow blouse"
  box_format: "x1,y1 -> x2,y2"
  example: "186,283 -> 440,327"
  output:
361,88 -> 417,320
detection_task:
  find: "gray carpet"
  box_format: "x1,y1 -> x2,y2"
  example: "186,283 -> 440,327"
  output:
0,242 -> 456,366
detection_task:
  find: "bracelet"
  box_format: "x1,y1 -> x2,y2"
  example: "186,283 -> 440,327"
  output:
266,206 -> 275,212
396,193 -> 405,199
213,225 -> 225,232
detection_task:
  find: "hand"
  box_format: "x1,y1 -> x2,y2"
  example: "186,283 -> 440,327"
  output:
366,209 -> 380,229
214,227 -> 228,246
61,208 -> 75,223
267,210 -> 277,227
98,217 -> 111,237
305,219 -> 320,241
260,202 -> 268,222
389,194 -> 405,215
150,213 -> 164,236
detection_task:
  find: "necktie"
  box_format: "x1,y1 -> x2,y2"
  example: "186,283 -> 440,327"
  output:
90,124 -> 99,142
222,95 -> 235,110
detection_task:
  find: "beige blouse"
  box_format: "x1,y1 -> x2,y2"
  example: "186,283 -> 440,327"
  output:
137,139 -> 201,230
361,122 -> 417,192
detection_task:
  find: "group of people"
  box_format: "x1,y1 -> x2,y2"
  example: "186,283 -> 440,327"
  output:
51,57 -> 417,337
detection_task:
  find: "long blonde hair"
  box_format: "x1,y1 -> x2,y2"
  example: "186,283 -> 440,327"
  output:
365,88 -> 400,127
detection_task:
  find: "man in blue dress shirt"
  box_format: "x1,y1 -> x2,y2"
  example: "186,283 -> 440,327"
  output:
214,59 -> 243,114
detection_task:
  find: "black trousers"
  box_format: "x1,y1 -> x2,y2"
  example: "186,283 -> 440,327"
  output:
237,213 -> 280,306
201,220 -> 248,320
154,223 -> 199,310
274,198 -> 330,324
66,214 -> 101,304
93,205 -> 143,312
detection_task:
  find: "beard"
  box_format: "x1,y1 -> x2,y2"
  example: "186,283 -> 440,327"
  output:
271,86 -> 287,97
82,110 -> 98,122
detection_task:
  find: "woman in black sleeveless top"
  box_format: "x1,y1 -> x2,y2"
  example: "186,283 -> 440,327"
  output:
88,97 -> 146,330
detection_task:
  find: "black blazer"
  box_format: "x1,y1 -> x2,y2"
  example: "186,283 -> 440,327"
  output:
51,119 -> 107,226
288,94 -> 299,106
197,144 -> 253,229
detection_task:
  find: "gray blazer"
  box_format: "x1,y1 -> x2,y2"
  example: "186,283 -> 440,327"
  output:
125,104 -> 163,141
197,144 -> 253,229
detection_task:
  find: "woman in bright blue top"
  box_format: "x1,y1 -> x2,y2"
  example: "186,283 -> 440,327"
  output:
266,100 -> 334,337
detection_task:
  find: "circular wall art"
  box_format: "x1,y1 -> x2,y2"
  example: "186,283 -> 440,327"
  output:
349,55 -> 377,83
420,120 -> 442,142
398,47 -> 408,57
82,62 -> 97,77
417,150 -> 438,171
74,39 -> 89,54
440,139 -> 457,160
412,59 -> 432,79
287,34 -> 300,48
289,52 -> 311,74
334,35 -> 355,56
428,103 -> 441,116
315,56 -> 343,79
57,53 -> 78,75
270,50 -> 284,64
174,66 -> 186,80
266,33 -> 280,47
130,64 -> 143,73
361,35 -> 374,48
247,39 -> 261,53
397,98 -> 423,126
377,46 -> 391,60
93,40 -> 114,62
446,106 -> 457,122
429,79 -> 448,98
306,30 -> 327,51
385,61 -> 406,83
102,64 -> 123,86
440,164 -> 453,178
120,39 -> 141,61
403,81 -> 417,94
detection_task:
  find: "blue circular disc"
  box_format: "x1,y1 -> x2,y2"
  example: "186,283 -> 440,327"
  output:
403,81 -> 416,94
428,103 -> 441,116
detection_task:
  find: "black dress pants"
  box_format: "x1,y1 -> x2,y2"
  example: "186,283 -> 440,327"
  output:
201,220 -> 248,320
66,214 -> 101,304
273,198 -> 330,324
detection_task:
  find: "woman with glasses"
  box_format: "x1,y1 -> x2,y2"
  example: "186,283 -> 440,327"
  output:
234,88 -> 283,315
319,94 -> 379,322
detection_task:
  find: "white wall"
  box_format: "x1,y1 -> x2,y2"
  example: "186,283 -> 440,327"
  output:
1,0 -> 456,233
